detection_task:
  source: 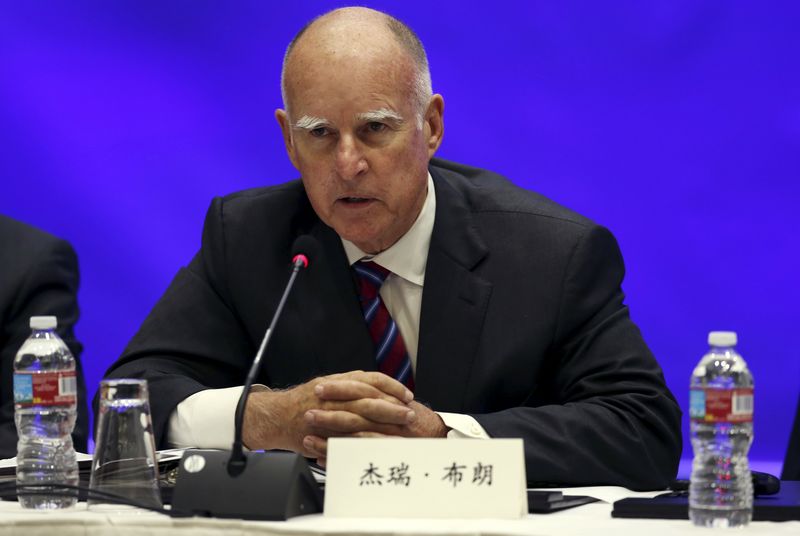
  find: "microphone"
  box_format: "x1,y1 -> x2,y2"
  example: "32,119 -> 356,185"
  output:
229,234 -> 318,473
171,235 -> 324,520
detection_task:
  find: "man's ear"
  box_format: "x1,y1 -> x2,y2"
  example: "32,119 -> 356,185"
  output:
275,109 -> 299,169
423,94 -> 445,158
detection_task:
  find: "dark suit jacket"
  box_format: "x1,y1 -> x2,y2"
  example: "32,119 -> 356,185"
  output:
782,394 -> 800,480
0,215 -> 89,458
105,158 -> 682,489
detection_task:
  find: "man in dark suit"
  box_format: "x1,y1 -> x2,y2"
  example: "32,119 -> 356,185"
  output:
104,7 -> 681,489
0,215 -> 89,458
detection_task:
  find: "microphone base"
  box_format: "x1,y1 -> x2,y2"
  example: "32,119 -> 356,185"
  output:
171,449 -> 323,520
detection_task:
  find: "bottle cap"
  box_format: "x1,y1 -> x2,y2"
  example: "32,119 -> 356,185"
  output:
30,316 -> 57,330
708,331 -> 737,347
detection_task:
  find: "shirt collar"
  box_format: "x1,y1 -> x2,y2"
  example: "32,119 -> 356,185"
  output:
342,172 -> 435,286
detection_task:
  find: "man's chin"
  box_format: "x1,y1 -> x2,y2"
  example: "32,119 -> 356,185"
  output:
347,238 -> 384,255
336,229 -> 387,255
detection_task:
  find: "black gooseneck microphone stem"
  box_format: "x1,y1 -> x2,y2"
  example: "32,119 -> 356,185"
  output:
229,256 -> 307,474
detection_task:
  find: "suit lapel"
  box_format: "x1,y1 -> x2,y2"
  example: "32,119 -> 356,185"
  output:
292,221 -> 376,375
415,168 -> 492,411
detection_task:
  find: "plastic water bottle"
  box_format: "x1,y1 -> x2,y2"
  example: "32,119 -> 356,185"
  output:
13,316 -> 79,509
689,331 -> 754,527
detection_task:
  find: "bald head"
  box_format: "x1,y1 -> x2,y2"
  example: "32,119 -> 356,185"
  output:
280,7 -> 432,121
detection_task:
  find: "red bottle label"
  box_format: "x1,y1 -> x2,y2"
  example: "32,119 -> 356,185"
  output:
13,371 -> 77,407
690,387 -> 753,423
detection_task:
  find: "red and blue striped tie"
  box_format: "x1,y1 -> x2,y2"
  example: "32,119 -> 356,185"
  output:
353,261 -> 415,391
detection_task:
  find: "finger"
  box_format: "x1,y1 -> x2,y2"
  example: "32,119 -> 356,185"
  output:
350,397 -> 416,424
302,435 -> 327,458
305,409 -> 407,435
314,430 -> 394,439
347,431 -> 394,438
341,371 -> 414,404
315,379 -> 405,405
311,399 -> 415,426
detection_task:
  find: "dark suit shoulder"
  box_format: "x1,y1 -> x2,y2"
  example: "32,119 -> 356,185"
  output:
0,215 -> 78,310
0,215 -> 73,269
210,180 -> 317,240
217,180 -> 305,206
429,158 -> 595,229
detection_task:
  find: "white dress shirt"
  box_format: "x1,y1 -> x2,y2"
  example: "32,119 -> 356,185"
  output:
167,173 -> 489,448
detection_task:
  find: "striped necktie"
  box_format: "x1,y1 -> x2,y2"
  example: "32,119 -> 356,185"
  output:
353,261 -> 415,391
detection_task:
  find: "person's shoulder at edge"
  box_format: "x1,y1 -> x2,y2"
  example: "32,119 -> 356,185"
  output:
0,215 -> 78,290
0,213 -> 72,252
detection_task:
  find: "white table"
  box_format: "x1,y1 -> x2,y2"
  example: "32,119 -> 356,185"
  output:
1,487 -> 798,536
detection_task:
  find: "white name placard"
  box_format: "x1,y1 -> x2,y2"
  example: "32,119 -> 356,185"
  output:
324,438 -> 527,518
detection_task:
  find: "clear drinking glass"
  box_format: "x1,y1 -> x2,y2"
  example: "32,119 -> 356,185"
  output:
88,379 -> 162,511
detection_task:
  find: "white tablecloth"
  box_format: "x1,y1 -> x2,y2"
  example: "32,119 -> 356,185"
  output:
1,487 -> 798,536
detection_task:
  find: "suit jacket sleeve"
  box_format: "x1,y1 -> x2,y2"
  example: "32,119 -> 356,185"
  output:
470,225 -> 682,490
0,230 -> 89,457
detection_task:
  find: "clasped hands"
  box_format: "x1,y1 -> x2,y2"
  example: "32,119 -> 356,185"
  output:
242,370 -> 448,465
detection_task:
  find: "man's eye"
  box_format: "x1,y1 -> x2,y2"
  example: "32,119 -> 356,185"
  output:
367,122 -> 387,133
309,127 -> 328,137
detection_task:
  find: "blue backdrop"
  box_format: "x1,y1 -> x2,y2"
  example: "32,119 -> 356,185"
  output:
2,1 -> 798,473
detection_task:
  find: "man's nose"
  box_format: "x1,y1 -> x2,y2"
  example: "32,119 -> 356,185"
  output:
334,135 -> 368,180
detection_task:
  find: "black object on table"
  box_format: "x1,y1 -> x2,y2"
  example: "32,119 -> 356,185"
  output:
612,480 -> 800,522
528,490 -> 599,513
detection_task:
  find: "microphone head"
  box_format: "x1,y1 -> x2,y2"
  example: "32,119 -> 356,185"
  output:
290,235 -> 320,270
292,254 -> 308,269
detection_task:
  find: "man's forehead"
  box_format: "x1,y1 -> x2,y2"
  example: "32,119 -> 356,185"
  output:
289,18 -> 399,71
286,61 -> 413,116
282,18 -> 420,124
288,44 -> 408,87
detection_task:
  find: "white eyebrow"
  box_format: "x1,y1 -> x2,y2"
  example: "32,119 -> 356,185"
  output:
293,115 -> 330,130
357,108 -> 405,124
